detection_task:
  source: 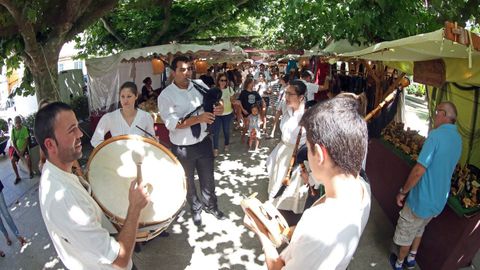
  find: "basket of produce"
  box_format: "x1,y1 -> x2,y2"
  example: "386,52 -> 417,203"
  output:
448,164 -> 480,217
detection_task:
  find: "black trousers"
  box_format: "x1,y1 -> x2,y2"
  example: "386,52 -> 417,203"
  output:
171,137 -> 218,213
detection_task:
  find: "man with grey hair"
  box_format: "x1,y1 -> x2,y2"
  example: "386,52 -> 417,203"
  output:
390,101 -> 462,270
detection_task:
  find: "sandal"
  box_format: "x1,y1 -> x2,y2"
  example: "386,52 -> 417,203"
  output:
0,251 -> 5,257
18,236 -> 27,246
14,178 -> 21,185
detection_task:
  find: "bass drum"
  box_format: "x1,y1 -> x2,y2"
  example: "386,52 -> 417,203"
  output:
87,135 -> 186,242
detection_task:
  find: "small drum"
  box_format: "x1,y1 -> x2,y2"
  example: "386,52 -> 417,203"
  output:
241,193 -> 291,247
87,135 -> 186,242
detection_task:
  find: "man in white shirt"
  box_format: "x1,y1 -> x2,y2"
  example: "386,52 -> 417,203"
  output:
158,55 -> 226,226
300,70 -> 319,108
254,63 -> 271,82
35,102 -> 149,270
244,96 -> 371,269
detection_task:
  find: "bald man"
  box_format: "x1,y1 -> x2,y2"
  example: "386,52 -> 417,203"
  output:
390,101 -> 462,270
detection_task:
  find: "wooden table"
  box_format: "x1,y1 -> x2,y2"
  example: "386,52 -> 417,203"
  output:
366,138 -> 480,270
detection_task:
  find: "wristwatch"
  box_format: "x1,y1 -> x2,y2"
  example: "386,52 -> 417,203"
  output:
399,187 -> 408,195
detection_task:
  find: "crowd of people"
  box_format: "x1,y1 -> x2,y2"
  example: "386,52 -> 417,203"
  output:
0,54 -> 464,270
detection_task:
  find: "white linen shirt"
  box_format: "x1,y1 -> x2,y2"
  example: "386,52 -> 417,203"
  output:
91,109 -> 154,147
39,160 -> 129,270
281,179 -> 371,269
157,80 -> 208,146
279,102 -> 306,146
300,79 -> 319,101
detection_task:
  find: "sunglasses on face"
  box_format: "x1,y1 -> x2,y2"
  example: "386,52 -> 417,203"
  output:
220,79 -> 227,82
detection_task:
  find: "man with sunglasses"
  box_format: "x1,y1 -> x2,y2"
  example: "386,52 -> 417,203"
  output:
390,101 -> 462,270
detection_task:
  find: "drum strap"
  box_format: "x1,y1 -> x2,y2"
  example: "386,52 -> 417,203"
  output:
77,176 -> 118,234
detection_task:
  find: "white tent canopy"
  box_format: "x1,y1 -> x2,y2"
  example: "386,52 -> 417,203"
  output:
339,29 -> 480,85
86,42 -> 244,112
340,29 -> 479,62
304,39 -> 368,57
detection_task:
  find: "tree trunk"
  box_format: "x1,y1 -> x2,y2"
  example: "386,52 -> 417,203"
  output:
22,44 -> 62,103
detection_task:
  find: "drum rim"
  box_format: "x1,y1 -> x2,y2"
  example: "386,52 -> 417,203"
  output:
86,134 -> 186,227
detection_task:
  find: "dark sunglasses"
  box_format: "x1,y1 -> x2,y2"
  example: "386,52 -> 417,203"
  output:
220,79 -> 228,82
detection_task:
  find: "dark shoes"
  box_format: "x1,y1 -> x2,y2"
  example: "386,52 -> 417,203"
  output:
159,231 -> 169,237
204,208 -> 226,220
192,211 -> 202,226
14,178 -> 21,185
389,253 -> 403,270
30,172 -> 34,179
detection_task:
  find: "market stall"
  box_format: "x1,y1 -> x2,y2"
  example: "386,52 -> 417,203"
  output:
342,22 -> 480,270
85,42 -> 245,145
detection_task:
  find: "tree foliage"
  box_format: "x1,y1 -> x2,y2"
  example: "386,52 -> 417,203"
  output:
0,0 -> 119,100
258,0 -> 480,49
76,0 -> 263,57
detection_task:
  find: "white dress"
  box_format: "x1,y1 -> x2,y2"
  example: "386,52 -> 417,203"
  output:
91,109 -> 154,147
266,102 -> 306,213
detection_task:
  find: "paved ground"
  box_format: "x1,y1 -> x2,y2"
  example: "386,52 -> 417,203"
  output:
0,96 -> 477,270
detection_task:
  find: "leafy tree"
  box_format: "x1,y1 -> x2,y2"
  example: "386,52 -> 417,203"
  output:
76,0 -> 263,57
258,0 -> 479,49
0,0 -> 120,101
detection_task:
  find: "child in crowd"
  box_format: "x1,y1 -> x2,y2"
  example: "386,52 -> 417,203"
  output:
247,105 -> 262,151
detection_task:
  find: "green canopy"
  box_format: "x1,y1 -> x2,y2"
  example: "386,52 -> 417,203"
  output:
341,28 -> 480,167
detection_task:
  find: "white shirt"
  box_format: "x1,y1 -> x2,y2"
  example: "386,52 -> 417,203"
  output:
91,109 -> 154,147
281,179 -> 371,270
300,79 -> 319,101
158,80 -> 208,146
254,70 -> 271,81
279,102 -> 306,145
255,81 -> 268,96
39,161 -> 129,270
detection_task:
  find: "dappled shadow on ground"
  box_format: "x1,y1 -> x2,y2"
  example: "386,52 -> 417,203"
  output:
132,125 -> 278,269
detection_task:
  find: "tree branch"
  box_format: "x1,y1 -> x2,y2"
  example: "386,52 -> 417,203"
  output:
149,0 -> 173,44
65,0 -> 119,41
100,17 -> 128,47
50,0 -> 93,41
171,0 -> 249,41
0,0 -> 43,63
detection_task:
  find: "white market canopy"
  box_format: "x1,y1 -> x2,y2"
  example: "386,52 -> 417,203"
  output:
86,42 -> 244,112
304,39 -> 369,57
340,28 -> 480,85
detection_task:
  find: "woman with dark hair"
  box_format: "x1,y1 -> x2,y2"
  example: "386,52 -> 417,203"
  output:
212,73 -> 235,157
266,80 -> 307,216
91,81 -> 154,147
237,77 -> 265,143
140,77 -> 158,102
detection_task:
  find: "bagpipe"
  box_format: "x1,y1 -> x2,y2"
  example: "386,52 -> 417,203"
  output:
158,58 -> 222,124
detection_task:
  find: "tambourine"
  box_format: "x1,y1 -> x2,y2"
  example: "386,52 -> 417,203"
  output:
241,193 -> 291,247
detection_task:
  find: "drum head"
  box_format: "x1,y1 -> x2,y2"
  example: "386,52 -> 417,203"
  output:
87,135 -> 186,226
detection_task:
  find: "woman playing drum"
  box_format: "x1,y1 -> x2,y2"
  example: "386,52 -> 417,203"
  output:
91,82 -> 155,148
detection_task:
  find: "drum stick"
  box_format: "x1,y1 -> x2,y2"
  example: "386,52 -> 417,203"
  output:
135,125 -> 156,140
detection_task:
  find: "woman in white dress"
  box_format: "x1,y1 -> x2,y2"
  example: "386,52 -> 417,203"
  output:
91,81 -> 155,147
266,80 -> 307,215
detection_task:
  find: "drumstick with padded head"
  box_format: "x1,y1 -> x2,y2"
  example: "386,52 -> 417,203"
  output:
131,149 -> 153,194
131,150 -> 143,187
